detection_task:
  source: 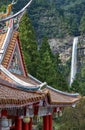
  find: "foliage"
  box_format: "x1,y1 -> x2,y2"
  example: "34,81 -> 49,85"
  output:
1,0 -> 85,39
36,37 -> 68,90
59,98 -> 85,130
17,0 -> 85,39
71,65 -> 85,96
19,14 -> 68,90
79,12 -> 85,35
0,5 -> 6,12
19,12 -> 39,76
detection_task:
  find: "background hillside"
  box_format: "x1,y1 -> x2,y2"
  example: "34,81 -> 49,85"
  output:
13,0 -> 85,40
1,0 -> 85,40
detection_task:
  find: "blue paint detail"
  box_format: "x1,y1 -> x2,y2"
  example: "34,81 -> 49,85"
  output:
16,85 -> 40,91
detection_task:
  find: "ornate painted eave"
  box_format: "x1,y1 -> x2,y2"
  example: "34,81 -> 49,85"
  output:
0,64 -> 47,91
0,77 -> 47,108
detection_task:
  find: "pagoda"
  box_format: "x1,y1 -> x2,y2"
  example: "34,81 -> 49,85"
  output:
0,1 -> 80,130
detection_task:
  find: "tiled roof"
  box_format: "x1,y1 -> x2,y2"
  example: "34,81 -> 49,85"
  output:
13,73 -> 40,85
0,65 -> 80,107
0,78 -> 46,108
2,31 -> 18,68
27,75 -> 80,105
47,88 -> 80,105
0,33 -> 7,49
0,65 -> 46,90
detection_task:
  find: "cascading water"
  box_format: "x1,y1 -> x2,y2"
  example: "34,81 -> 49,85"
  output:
70,37 -> 78,86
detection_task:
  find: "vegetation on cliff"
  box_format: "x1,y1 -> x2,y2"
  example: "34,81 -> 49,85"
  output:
1,0 -> 85,39
14,0 -> 85,40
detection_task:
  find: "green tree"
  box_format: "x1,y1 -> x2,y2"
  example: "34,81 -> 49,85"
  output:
59,98 -> 85,130
39,37 -> 54,60
0,5 -> 6,12
79,13 -> 85,35
37,50 -> 56,87
37,37 -> 68,90
19,12 -> 39,76
71,66 -> 85,96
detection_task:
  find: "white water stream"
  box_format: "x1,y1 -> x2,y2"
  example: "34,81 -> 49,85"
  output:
70,37 -> 78,86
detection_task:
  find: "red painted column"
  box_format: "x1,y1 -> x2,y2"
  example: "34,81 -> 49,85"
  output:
1,110 -> 7,117
15,117 -> 22,130
43,115 -> 49,130
29,118 -> 32,130
49,115 -> 52,130
22,122 -> 29,130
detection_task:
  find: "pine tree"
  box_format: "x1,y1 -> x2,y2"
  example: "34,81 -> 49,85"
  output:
19,12 -> 39,76
37,50 -> 56,87
39,37 -> 53,59
79,13 -> 85,35
37,37 -> 68,90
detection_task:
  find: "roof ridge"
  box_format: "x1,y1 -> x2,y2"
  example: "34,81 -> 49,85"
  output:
2,31 -> 18,68
28,74 -> 79,97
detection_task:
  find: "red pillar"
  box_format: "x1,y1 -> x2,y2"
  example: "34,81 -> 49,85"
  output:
43,115 -> 49,130
49,115 -> 52,130
15,117 -> 22,130
22,122 -> 29,130
29,118 -> 32,130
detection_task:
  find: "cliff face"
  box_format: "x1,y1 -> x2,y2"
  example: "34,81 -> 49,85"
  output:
48,36 -> 73,64
49,36 -> 85,64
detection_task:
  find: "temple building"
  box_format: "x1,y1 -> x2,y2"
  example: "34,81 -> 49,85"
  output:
0,2 -> 80,130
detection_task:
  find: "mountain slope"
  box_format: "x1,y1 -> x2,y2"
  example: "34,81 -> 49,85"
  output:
1,0 -> 85,40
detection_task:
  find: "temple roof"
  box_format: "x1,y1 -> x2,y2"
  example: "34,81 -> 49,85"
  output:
0,78 -> 47,108
0,72 -> 80,108
0,64 -> 46,90
0,64 -> 80,107
28,75 -> 80,106
46,88 -> 80,106
0,20 -> 80,109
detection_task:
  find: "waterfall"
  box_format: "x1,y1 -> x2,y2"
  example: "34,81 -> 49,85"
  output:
70,37 -> 78,86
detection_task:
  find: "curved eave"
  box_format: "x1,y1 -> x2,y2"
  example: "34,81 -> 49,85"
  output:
0,79 -> 47,108
28,74 -> 79,97
48,96 -> 80,106
47,85 -> 79,97
0,65 -> 46,91
46,89 -> 80,106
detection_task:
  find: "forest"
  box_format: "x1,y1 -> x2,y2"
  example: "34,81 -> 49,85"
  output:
0,0 -> 85,39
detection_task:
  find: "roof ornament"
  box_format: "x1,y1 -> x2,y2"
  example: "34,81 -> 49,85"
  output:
0,0 -> 33,23
12,0 -> 18,5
